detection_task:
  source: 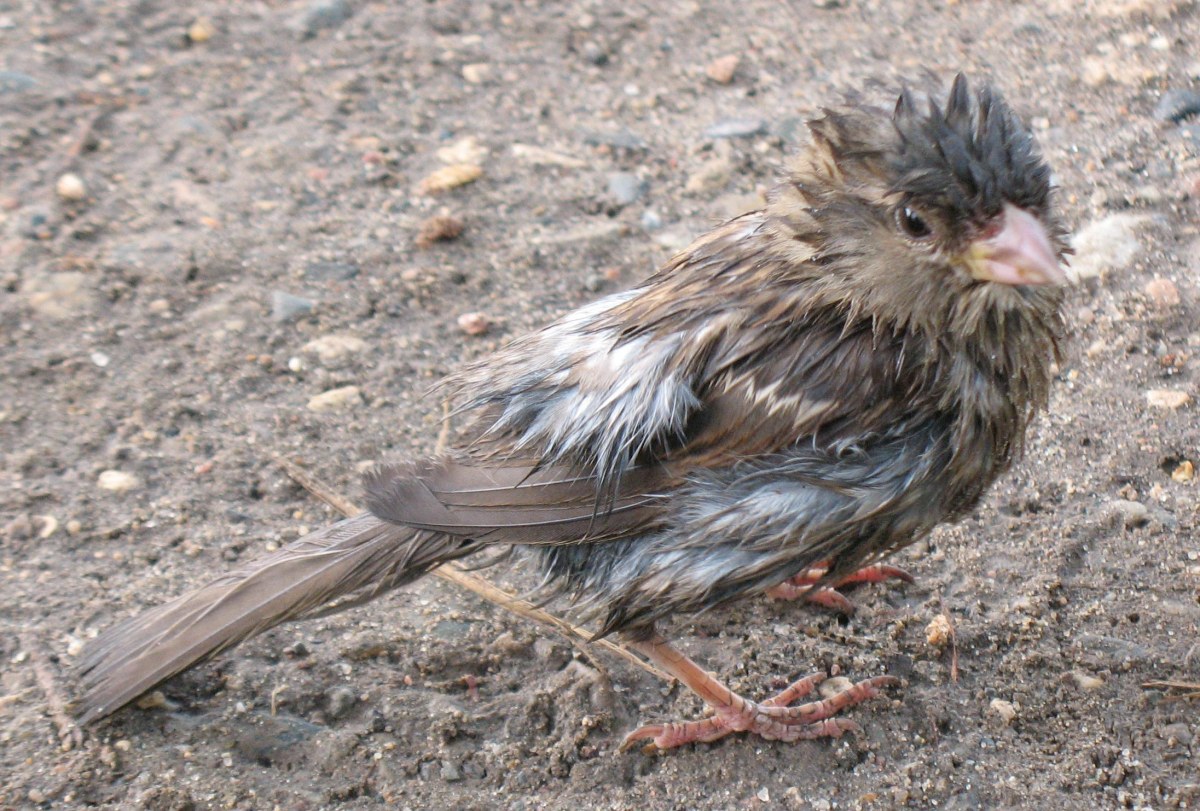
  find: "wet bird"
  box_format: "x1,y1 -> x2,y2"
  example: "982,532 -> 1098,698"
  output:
76,74 -> 1069,751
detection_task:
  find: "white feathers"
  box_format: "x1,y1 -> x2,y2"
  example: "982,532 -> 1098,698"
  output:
729,373 -> 835,430
458,289 -> 702,485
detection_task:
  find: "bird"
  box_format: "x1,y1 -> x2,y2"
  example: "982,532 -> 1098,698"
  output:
74,74 -> 1069,752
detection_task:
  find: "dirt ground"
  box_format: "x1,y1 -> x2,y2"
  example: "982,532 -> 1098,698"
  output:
3,0 -> 1200,808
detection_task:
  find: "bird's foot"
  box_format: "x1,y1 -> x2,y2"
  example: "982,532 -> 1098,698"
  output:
620,671 -> 898,753
766,562 -> 914,614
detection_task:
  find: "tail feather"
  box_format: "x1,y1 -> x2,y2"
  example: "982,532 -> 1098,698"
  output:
75,513 -> 471,725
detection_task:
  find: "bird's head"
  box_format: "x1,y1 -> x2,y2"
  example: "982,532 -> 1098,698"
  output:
777,74 -> 1070,335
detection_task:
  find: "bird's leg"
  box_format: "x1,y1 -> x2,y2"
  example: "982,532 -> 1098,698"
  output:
767,562 -> 914,614
619,634 -> 897,753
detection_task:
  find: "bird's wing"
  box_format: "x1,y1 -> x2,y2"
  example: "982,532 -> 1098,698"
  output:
364,456 -> 670,545
366,213 -> 922,545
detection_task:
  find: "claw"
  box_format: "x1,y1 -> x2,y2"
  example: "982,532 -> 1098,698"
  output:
619,635 -> 900,753
619,724 -> 666,754
767,562 -> 914,614
837,564 -> 915,585
803,587 -> 857,614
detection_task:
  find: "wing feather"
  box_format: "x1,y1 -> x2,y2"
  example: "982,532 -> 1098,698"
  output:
363,458 -> 669,544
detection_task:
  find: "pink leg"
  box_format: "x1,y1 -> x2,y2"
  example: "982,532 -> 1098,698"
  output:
767,562 -> 914,614
619,634 -> 898,753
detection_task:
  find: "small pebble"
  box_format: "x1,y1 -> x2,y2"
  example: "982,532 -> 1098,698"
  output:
302,334 -> 366,361
1171,461 -> 1195,483
1081,56 -> 1111,87
925,614 -> 952,648
300,0 -> 353,38
705,54 -> 739,84
457,312 -> 490,336
36,515 -> 59,539
579,40 -> 608,66
326,686 -> 357,719
4,513 -> 32,540
818,676 -> 854,700
418,164 -> 482,194
307,385 -> 362,412
97,470 -> 141,493
271,291 -> 316,322
136,691 -> 168,710
436,137 -> 487,165
1145,389 -> 1191,410
461,63 -> 492,84
0,70 -> 36,94
1066,670 -> 1105,691
1070,213 -> 1150,279
416,214 -> 464,248
55,173 -> 86,201
582,129 -> 647,150
303,260 -> 359,281
640,208 -> 663,230
1153,88 -> 1200,123
704,116 -> 768,139
1143,278 -> 1180,308
989,698 -> 1018,724
186,16 -> 215,43
23,271 -> 95,319
606,171 -> 647,206
1107,498 -> 1149,528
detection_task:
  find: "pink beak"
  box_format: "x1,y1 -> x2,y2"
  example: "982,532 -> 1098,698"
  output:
965,203 -> 1067,286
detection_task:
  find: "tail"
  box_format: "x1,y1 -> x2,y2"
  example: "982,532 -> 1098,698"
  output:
75,513 -> 474,725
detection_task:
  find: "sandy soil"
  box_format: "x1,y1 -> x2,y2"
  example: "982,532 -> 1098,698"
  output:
3,0 -> 1200,808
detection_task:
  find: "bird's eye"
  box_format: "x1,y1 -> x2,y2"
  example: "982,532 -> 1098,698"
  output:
896,206 -> 933,240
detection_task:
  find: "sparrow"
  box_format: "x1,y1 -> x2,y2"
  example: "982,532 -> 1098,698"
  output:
75,74 -> 1069,752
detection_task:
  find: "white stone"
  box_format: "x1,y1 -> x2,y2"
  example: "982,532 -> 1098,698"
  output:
307,385 -> 362,412
55,173 -> 86,201
1070,213 -> 1152,280
1146,389 -> 1190,410
97,470 -> 141,493
302,334 -> 366,362
989,698 -> 1018,724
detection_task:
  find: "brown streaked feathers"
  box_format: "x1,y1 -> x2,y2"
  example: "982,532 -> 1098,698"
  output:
75,75 -> 1069,745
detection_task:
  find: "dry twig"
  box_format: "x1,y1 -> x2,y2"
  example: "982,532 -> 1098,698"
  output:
1143,680 -> 1200,701
942,606 -> 959,683
271,454 -> 673,683
18,632 -> 82,750
435,397 -> 453,456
